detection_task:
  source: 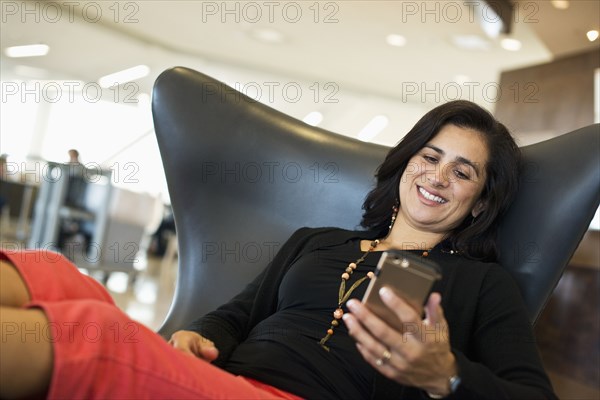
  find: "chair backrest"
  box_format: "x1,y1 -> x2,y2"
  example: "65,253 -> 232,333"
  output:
152,67 -> 600,337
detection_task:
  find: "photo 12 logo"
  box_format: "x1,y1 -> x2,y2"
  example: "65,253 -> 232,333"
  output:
400,81 -> 539,104
1,81 -> 140,104
1,240 -> 140,265
1,320 -> 140,344
200,81 -> 339,104
1,1 -> 140,24
200,1 -> 340,24
2,161 -> 139,185
198,161 -> 339,184
399,1 -> 539,24
201,241 -> 282,263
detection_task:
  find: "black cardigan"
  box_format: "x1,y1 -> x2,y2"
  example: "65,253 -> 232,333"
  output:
187,227 -> 557,399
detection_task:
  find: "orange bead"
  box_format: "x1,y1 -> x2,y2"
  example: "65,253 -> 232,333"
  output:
327,329 -> 334,335
333,308 -> 344,319
422,251 -> 429,257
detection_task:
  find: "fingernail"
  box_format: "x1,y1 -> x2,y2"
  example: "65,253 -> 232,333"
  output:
379,286 -> 392,299
346,299 -> 357,310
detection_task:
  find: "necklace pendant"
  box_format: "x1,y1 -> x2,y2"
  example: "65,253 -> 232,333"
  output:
319,238 -> 382,350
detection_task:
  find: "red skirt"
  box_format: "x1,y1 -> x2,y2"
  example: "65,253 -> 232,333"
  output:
1,249 -> 302,400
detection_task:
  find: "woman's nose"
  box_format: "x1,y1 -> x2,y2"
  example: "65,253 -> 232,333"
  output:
427,168 -> 449,187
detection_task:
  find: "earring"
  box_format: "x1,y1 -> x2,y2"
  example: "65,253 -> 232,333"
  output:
389,202 -> 399,231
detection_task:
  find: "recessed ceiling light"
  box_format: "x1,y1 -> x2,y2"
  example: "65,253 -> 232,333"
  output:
358,115 -> 389,142
5,44 -> 49,58
98,65 -> 150,88
500,38 -> 522,51
386,34 -> 407,47
587,30 -> 599,42
250,28 -> 285,44
451,35 -> 491,51
550,0 -> 570,10
303,111 -> 323,126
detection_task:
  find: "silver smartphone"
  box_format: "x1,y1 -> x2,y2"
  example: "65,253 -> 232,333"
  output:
362,251 -> 442,331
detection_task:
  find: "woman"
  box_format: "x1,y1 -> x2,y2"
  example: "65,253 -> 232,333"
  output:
0,100 -> 556,399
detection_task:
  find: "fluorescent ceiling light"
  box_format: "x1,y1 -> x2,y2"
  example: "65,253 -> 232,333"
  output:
451,35 -> 491,51
358,115 -> 388,142
98,65 -> 150,88
386,34 -> 407,47
5,44 -> 49,58
587,30 -> 599,42
500,38 -> 522,51
550,0 -> 570,10
303,111 -> 323,126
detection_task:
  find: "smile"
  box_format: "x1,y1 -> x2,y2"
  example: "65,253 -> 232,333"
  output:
418,186 -> 448,204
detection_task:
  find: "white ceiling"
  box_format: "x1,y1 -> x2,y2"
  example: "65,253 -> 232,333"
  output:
1,0 -> 598,145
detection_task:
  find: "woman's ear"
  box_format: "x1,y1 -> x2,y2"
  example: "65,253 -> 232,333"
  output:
471,200 -> 486,218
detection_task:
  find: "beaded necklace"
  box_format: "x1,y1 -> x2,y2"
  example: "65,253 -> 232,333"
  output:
317,201 -> 462,351
318,239 -> 380,351
317,240 -> 435,351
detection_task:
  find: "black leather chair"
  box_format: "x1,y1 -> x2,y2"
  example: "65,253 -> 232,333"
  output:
152,67 -> 600,338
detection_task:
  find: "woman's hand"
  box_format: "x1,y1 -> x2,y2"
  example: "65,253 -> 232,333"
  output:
168,330 -> 219,362
343,288 -> 457,397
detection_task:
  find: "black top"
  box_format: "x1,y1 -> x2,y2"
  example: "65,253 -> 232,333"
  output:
224,239 -> 382,399
188,228 -> 558,400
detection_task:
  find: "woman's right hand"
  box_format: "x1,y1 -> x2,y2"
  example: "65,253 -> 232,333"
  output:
168,330 -> 219,361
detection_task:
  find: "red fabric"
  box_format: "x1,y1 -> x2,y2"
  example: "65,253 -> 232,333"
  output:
1,250 -> 303,400
1,250 -> 114,305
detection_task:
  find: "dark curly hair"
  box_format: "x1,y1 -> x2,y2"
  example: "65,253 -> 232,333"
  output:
360,100 -> 521,261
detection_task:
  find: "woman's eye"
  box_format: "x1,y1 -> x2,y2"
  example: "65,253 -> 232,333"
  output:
423,155 -> 437,163
454,169 -> 469,180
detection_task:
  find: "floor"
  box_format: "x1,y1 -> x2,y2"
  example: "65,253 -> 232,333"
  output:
103,254 -> 176,332
534,265 -> 600,400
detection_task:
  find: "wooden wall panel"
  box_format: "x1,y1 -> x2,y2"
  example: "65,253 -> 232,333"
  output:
495,50 -> 599,136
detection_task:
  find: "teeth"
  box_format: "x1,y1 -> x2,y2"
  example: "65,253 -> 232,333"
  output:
419,187 -> 447,204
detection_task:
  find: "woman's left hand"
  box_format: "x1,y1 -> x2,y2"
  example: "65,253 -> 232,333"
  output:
343,288 -> 457,397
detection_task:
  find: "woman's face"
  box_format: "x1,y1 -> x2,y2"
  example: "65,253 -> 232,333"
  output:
397,124 -> 489,234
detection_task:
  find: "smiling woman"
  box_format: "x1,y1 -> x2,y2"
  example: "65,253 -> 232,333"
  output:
0,100 -> 556,400
397,126 -> 489,236
361,100 -> 520,261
